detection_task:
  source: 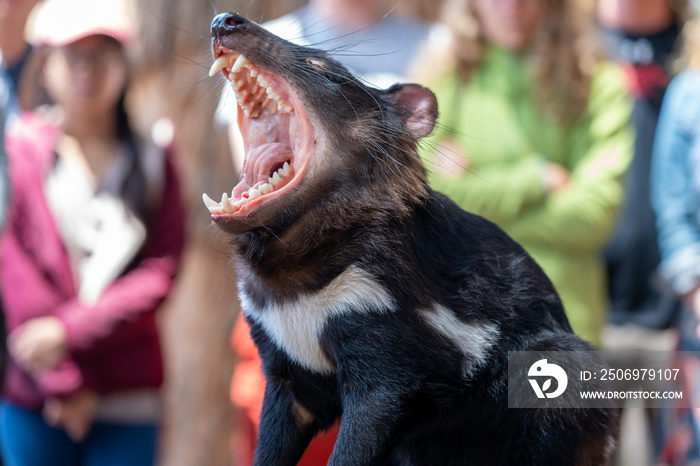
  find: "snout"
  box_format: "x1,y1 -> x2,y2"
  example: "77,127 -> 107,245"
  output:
211,12 -> 248,39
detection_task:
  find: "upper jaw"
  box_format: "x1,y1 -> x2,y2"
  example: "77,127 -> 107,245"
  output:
204,47 -> 315,225
208,49 -> 293,118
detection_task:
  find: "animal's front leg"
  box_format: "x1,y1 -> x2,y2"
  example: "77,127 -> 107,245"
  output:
253,378 -> 319,466
329,385 -> 410,466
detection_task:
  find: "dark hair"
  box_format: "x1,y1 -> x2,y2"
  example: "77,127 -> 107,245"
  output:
21,40 -> 152,225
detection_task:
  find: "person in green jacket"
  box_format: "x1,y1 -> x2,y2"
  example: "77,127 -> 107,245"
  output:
421,0 -> 633,345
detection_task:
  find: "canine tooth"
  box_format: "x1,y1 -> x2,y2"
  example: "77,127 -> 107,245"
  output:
221,193 -> 233,212
271,172 -> 282,186
282,162 -> 291,176
209,56 -> 229,77
231,55 -> 249,73
248,188 -> 261,200
260,183 -> 273,195
202,192 -> 219,208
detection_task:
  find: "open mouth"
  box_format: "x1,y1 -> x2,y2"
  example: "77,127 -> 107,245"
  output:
203,48 -> 314,218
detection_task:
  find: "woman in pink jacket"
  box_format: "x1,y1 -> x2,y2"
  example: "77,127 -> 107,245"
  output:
0,1 -> 186,464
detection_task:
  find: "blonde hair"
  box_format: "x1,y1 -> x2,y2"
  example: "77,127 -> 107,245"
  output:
436,0 -> 603,121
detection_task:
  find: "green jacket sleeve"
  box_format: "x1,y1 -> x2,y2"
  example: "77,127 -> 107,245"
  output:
421,73 -> 548,226
505,63 -> 633,254
424,154 -> 548,226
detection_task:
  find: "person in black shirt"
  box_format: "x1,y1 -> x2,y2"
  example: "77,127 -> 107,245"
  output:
599,0 -> 685,332
597,1 -> 688,463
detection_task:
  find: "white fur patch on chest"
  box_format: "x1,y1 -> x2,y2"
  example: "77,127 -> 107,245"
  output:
240,266 -> 395,374
420,304 -> 499,377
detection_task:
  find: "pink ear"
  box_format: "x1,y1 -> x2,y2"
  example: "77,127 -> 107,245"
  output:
390,84 -> 438,139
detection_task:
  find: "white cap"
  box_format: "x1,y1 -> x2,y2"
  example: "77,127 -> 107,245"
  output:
27,0 -> 136,47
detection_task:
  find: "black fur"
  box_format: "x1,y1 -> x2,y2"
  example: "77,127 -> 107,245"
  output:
210,13 -> 617,466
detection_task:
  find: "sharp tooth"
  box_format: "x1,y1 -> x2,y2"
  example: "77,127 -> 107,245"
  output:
203,195 -> 221,213
282,162 -> 291,176
258,76 -> 269,87
250,68 -> 258,77
209,56 -> 229,77
221,193 -> 234,212
259,183 -> 273,195
231,54 -> 249,73
202,192 -> 219,208
271,172 -> 282,186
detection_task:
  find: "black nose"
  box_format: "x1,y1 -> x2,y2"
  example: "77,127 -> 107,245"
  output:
211,13 -> 247,38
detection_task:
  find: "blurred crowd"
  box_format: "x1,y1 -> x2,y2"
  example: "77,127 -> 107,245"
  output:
1,0 -> 700,465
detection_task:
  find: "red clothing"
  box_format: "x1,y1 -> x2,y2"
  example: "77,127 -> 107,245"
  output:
230,315 -> 339,465
1,113 -> 186,410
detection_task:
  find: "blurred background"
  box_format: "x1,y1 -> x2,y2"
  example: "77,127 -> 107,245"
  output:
1,0 -> 698,465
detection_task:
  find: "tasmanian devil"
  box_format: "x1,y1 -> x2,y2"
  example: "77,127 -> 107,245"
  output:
205,12 -> 618,466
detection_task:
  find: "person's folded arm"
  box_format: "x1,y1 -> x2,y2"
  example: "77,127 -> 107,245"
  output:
420,72 -> 548,225
505,63 -> 634,254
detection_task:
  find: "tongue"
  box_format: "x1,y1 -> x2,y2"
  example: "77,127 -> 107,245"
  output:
232,143 -> 293,199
